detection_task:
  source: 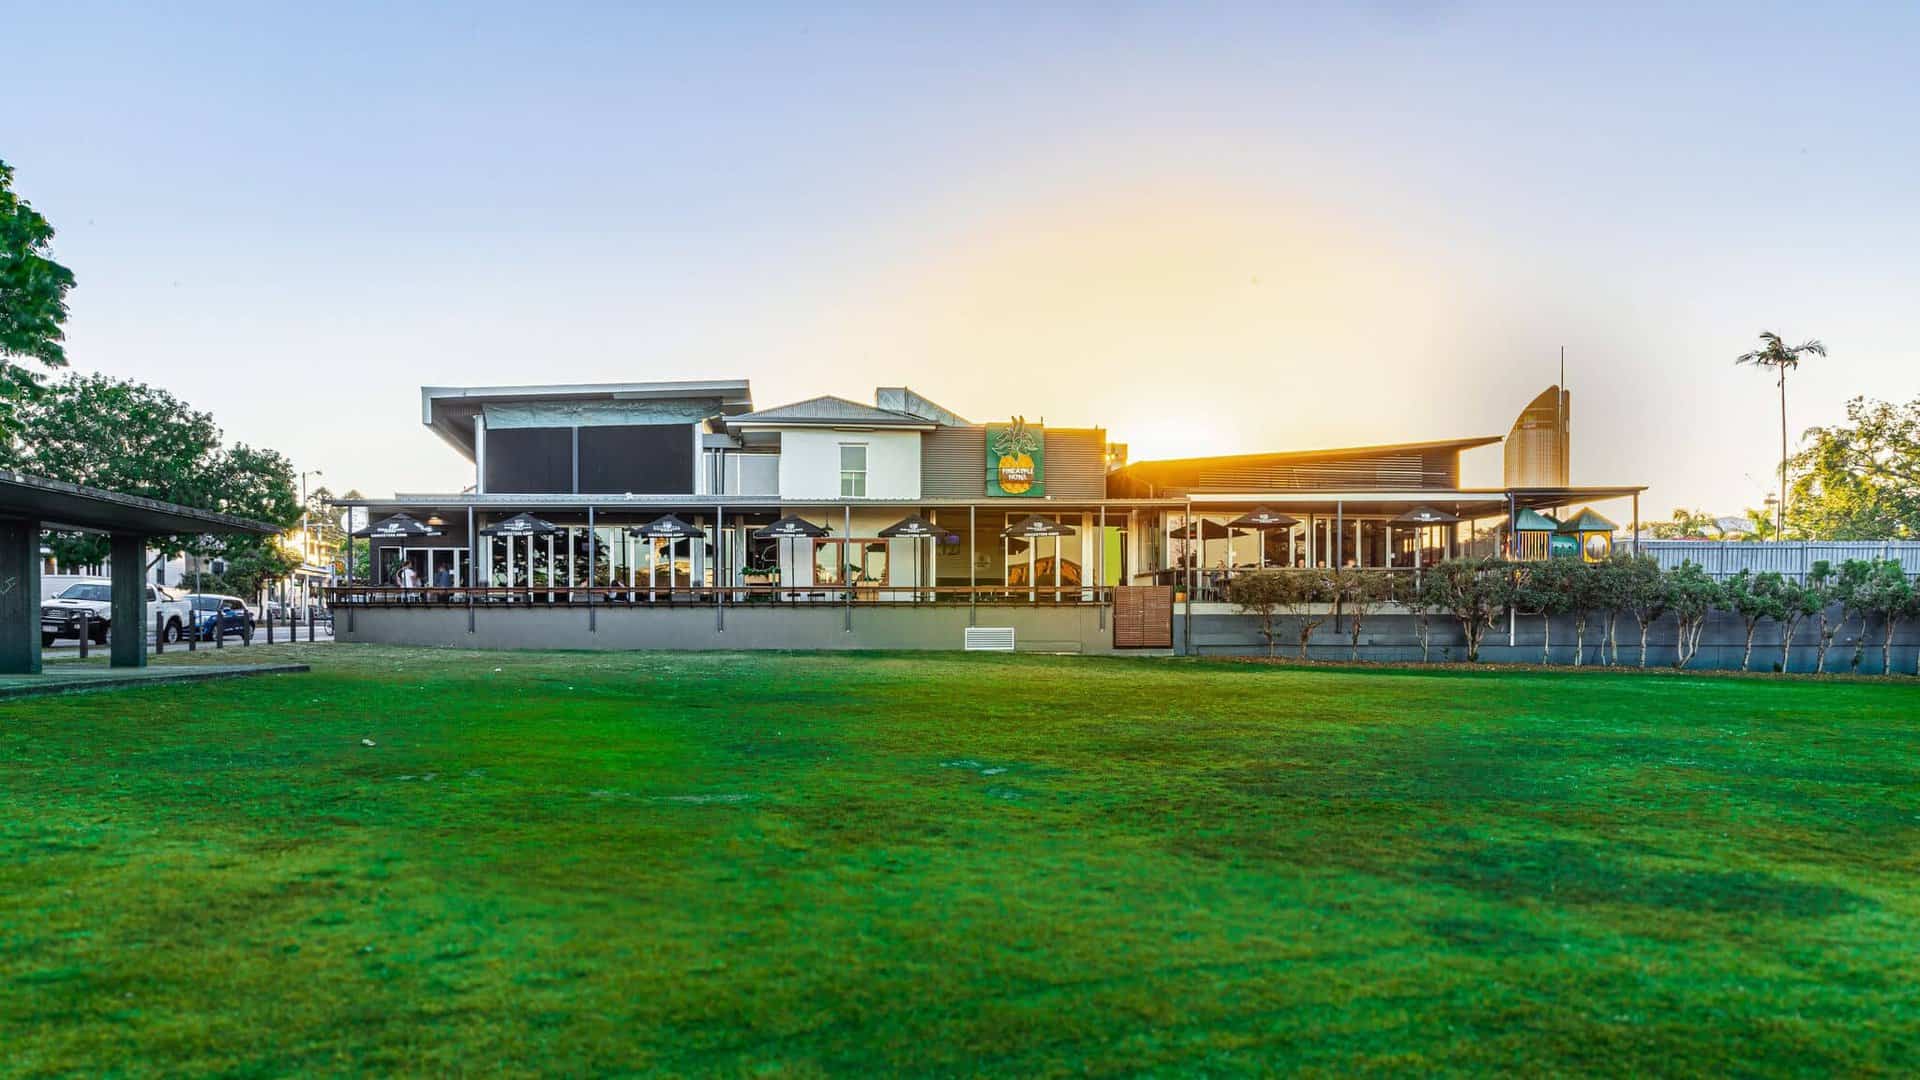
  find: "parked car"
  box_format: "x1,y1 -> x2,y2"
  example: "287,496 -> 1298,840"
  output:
183,594 -> 255,642
41,580 -> 195,647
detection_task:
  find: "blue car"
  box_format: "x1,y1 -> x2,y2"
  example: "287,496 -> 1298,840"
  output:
185,594 -> 255,642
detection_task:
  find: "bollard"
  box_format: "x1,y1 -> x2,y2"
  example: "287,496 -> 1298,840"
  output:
187,615 -> 197,651
266,609 -> 274,645
215,619 -> 223,649
78,612 -> 89,659
156,611 -> 166,655
308,608 -> 315,642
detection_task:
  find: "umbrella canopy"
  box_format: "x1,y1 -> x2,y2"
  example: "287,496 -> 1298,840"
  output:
878,513 -> 958,540
752,514 -> 828,539
1169,518 -> 1233,541
354,512 -> 443,539
1391,505 -> 1463,526
1003,515 -> 1077,538
476,512 -> 557,537
1227,506 -> 1300,530
629,513 -> 706,539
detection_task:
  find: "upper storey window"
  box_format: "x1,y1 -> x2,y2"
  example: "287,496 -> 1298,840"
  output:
839,444 -> 868,498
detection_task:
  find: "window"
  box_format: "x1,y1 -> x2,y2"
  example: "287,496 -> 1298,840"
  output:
57,584 -> 111,602
839,444 -> 868,498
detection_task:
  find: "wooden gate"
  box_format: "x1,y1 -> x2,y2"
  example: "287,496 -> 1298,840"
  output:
1112,586 -> 1173,648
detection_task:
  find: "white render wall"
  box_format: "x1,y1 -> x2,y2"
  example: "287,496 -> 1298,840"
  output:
776,428 -> 922,500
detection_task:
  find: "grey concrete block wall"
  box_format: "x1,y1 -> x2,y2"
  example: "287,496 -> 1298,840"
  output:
1181,609 -> 1920,674
339,603 -> 1157,655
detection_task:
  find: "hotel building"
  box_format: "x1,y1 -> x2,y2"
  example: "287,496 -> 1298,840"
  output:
332,379 -> 1641,653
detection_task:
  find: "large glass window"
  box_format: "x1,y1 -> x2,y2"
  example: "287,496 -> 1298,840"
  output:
813,540 -> 845,585
839,444 -> 868,498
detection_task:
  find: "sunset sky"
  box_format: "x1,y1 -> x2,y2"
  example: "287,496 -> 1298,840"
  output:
6,3 -> 1915,518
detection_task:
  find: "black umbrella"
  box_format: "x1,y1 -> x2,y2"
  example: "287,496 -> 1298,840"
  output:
629,513 -> 706,539
1391,505 -> 1463,526
354,513 -> 442,538
477,512 -> 558,537
878,513 -> 958,540
1003,515 -> 1076,538
752,514 -> 828,539
1169,518 -> 1232,541
1227,506 -> 1300,530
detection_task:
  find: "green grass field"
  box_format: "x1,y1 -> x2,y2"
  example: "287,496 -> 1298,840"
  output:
3,647 -> 1918,1075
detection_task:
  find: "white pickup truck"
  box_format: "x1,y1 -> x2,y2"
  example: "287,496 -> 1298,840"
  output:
40,579 -> 196,646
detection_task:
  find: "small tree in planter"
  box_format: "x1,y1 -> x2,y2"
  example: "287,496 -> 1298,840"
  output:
1564,562 -> 1603,666
1621,556 -> 1668,668
1396,572 -> 1440,663
1838,560 -> 1878,673
1805,561 -> 1843,674
1588,558 -> 1634,666
1662,563 -> 1724,669
1227,571 -> 1288,659
1425,558 -> 1513,663
1757,571 -> 1816,674
1850,560 -> 1913,676
1512,559 -> 1577,665
1333,568 -> 1388,662
1279,569 -> 1336,660
1723,569 -> 1784,673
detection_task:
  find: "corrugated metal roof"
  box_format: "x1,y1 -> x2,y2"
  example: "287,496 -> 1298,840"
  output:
730,396 -> 931,427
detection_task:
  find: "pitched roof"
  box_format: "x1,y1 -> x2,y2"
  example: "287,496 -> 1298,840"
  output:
729,395 -> 933,427
1557,507 -> 1618,533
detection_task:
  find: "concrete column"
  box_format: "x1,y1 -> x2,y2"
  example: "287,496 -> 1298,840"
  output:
0,518 -> 42,674
111,533 -> 148,668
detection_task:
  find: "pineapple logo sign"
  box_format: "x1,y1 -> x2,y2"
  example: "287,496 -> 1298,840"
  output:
986,417 -> 1044,497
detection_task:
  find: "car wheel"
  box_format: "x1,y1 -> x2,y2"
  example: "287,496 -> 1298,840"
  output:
163,619 -> 182,644
93,623 -> 111,644
42,633 -> 54,648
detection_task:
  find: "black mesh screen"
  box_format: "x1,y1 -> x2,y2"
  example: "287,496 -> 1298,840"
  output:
579,424 -> 694,494
483,427 -> 573,493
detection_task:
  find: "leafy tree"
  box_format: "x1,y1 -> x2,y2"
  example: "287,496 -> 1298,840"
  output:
1513,559 -> 1576,665
1805,561 -> 1843,674
1587,559 -> 1635,666
1848,561 -> 1913,676
1837,560 -> 1878,673
1277,569 -> 1335,660
4,374 -> 299,568
1758,572 -> 1817,674
1723,570 -> 1784,673
1647,508 -> 1723,540
1562,562 -> 1604,666
1662,563 -> 1723,669
0,159 -> 76,438
1788,396 -> 1920,539
1397,572 -> 1440,663
1425,558 -> 1512,663
1227,572 -> 1287,658
1332,569 -> 1387,662
1736,330 -> 1827,538
1619,556 -> 1668,668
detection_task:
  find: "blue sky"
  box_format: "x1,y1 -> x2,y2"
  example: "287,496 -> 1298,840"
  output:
6,2 -> 1915,517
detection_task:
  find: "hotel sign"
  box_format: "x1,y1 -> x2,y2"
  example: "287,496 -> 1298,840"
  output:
986,417 -> 1044,497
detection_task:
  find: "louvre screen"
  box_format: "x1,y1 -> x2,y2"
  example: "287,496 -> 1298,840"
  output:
483,427 -> 573,493
579,424 -> 694,494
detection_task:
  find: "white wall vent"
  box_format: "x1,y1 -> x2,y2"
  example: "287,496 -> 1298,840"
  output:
964,627 -> 1016,652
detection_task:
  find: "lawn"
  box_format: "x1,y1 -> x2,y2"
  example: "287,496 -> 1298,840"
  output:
3,647 -> 1918,1075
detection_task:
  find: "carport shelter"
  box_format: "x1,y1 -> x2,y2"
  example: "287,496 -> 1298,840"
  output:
0,470 -> 281,674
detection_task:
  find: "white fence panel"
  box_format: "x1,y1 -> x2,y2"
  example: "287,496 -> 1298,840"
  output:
1618,540 -> 1920,580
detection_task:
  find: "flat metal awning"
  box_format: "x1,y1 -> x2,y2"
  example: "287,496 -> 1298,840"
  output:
0,470 -> 281,536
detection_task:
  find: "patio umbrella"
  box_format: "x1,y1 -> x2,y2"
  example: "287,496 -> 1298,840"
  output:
353,512 -> 442,538
1227,506 -> 1299,530
1168,518 -> 1233,541
1390,505 -> 1462,526
1002,515 -> 1076,538
628,513 -> 706,538
477,512 -> 558,536
878,513 -> 958,540
752,514 -> 828,539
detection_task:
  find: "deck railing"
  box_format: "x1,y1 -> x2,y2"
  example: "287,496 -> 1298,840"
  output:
327,585 -> 1116,608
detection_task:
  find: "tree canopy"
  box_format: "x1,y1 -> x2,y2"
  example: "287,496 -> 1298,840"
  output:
1789,395 -> 1920,539
0,159 -> 76,436
0,373 -> 301,568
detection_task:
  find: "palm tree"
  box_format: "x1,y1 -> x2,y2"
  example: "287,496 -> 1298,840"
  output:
1735,331 -> 1827,539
